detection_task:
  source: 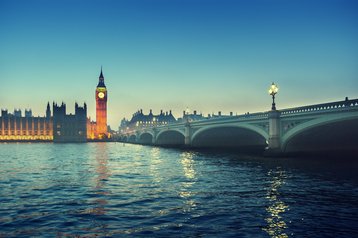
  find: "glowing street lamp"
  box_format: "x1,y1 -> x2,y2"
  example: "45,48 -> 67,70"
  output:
268,82 -> 279,110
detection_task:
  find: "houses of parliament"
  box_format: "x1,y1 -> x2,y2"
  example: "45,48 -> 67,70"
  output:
0,69 -> 109,142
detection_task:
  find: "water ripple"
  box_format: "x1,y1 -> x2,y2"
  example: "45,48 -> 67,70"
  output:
0,143 -> 357,237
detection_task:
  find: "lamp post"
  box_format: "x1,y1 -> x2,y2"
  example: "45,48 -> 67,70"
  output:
268,82 -> 279,110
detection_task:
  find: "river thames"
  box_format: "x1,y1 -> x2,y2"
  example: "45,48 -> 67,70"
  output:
0,143 -> 357,237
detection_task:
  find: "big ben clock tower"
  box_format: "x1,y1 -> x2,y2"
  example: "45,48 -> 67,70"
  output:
95,67 -> 108,138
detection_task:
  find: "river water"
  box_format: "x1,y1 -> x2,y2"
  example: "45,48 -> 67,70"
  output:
0,143 -> 357,237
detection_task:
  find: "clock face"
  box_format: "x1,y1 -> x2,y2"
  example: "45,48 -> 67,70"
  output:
98,92 -> 105,99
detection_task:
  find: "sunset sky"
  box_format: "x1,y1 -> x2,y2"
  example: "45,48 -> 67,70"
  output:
1,0 -> 357,128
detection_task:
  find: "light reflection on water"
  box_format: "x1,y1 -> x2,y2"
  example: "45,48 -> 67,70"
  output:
263,168 -> 289,238
0,143 -> 357,237
179,151 -> 197,213
149,147 -> 163,183
91,143 -> 110,216
180,151 -> 196,180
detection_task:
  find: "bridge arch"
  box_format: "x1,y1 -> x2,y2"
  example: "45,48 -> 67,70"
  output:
138,132 -> 154,144
191,124 -> 268,149
282,114 -> 358,153
156,129 -> 185,146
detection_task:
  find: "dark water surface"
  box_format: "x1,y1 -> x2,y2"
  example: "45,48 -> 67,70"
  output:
0,143 -> 357,237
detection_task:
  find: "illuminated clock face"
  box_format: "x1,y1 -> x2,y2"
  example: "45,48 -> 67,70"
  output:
98,92 -> 105,99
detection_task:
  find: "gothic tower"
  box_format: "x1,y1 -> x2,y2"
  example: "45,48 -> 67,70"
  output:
95,67 -> 108,138
46,102 -> 51,120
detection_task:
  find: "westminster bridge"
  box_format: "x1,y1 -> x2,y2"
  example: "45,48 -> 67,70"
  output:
119,98 -> 358,155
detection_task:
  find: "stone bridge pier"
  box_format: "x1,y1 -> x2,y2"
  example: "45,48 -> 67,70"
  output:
266,109 -> 281,155
184,122 -> 191,146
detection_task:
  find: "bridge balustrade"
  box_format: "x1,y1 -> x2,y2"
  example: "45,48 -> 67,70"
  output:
120,98 -> 358,135
280,99 -> 358,117
154,112 -> 269,128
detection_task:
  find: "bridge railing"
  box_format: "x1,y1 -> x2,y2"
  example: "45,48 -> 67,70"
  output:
152,111 -> 269,129
236,112 -> 268,120
200,112 -> 268,122
280,98 -> 358,117
120,98 -> 358,135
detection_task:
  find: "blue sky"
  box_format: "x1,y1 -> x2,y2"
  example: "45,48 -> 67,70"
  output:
1,0 -> 357,128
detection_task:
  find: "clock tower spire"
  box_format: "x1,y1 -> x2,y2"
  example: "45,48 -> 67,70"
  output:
95,67 -> 108,138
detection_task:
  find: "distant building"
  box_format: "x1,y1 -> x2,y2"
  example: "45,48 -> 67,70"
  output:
87,118 -> 97,140
178,110 -> 206,122
53,102 -> 87,143
0,103 -> 53,141
207,111 -> 235,119
119,118 -> 129,131
14,109 -> 21,117
177,110 -> 235,122
25,109 -> 33,118
120,109 -> 176,131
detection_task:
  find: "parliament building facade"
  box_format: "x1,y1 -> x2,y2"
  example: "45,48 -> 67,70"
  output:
0,69 -> 109,142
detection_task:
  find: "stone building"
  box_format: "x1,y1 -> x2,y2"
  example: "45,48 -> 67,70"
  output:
120,109 -> 176,131
53,102 -> 87,142
0,103 -> 53,141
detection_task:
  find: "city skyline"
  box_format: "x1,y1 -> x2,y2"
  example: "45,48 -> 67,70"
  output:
1,0 -> 357,127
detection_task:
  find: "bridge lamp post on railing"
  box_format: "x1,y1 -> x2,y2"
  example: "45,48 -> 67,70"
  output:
268,82 -> 278,110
